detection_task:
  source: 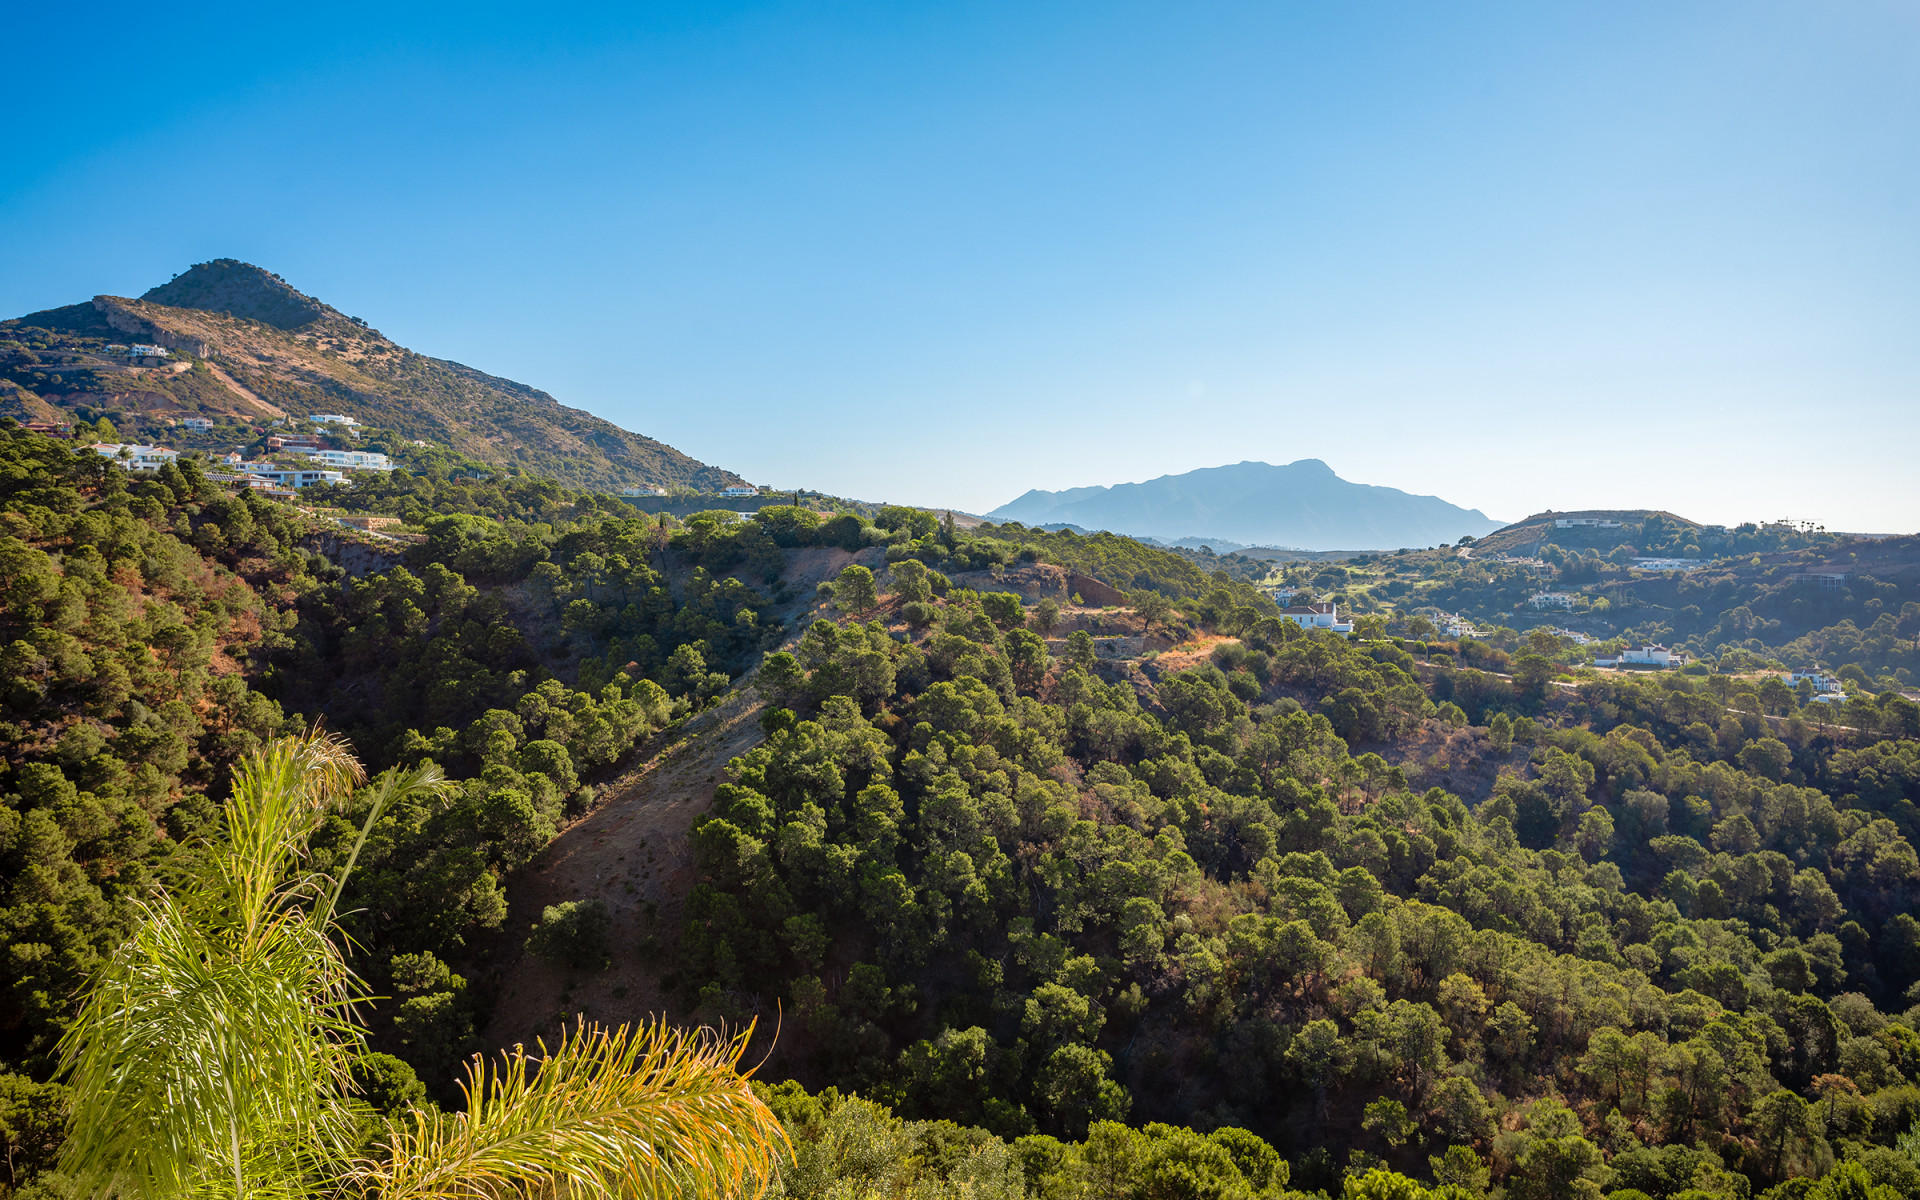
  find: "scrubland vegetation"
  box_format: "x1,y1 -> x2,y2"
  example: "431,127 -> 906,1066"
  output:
1,422 -> 1919,1200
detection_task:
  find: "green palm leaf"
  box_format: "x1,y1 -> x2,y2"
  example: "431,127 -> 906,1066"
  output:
364,1020 -> 787,1200
56,732 -> 785,1200
59,735 -> 427,1200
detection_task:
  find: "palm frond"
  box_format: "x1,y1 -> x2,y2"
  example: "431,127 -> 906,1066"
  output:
57,733 -> 383,1200
364,1020 -> 788,1200
58,872 -> 363,1200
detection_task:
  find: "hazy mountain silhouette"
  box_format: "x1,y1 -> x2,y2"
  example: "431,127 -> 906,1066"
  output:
989,460 -> 1502,551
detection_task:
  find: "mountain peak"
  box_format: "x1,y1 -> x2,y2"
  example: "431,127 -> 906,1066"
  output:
141,259 -> 340,330
6,264 -> 746,492
988,460 -> 1501,551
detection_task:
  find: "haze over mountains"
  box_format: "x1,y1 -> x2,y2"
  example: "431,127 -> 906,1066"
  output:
989,459 -> 1503,551
0,260 -> 744,491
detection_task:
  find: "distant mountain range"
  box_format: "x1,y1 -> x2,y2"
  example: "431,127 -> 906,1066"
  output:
0,259 -> 743,491
989,459 -> 1503,551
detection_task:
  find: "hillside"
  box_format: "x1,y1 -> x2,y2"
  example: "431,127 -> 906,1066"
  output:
6,429 -> 1920,1200
990,459 -> 1503,551
0,259 -> 745,492
1470,508 -> 1704,556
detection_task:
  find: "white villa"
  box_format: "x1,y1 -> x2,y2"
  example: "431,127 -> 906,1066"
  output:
308,414 -> 360,426
300,449 -> 393,472
622,485 -> 669,497
1529,592 -> 1576,610
89,443 -> 179,470
1428,612 -> 1484,639
1555,518 -> 1622,529
1595,644 -> 1687,668
1787,670 -> 1843,693
1279,603 -> 1354,634
1633,558 -> 1703,571
720,485 -> 760,498
240,466 -> 348,490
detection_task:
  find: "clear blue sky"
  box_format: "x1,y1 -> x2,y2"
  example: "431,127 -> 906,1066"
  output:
5,1 -> 1917,531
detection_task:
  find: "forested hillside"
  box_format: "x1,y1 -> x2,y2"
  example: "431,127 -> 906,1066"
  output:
660,531 -> 1920,1197
1272,513 -> 1920,694
2,423 -> 1920,1200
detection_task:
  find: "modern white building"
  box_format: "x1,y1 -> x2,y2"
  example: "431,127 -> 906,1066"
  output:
719,485 -> 759,498
240,466 -> 348,490
1787,670 -> 1843,693
308,414 -> 360,427
1547,627 -> 1594,646
1555,518 -> 1623,529
89,443 -> 179,470
1789,572 -> 1852,590
1279,603 -> 1354,634
179,417 -> 214,431
621,485 -> 668,497
1529,592 -> 1576,610
299,449 -> 392,472
129,344 -> 170,359
1595,644 -> 1687,668
1633,558 -> 1702,571
1427,611 -> 1484,639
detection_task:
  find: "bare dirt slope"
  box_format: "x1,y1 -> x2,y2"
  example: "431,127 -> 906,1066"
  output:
479,546 -> 880,1049
480,680 -> 767,1048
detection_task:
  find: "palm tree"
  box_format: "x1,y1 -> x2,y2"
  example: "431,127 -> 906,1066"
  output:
58,732 -> 784,1200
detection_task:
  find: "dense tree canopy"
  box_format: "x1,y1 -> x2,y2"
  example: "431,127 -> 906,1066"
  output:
1,423 -> 1918,1200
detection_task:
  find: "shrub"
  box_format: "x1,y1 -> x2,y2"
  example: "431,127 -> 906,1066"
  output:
525,899 -> 613,969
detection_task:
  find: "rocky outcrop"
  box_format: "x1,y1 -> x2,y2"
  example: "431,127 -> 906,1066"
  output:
90,297 -> 213,357
1065,572 -> 1129,606
944,563 -> 1130,606
299,530 -> 404,578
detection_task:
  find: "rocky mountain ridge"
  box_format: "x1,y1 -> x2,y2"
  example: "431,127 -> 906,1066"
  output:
0,259 -> 744,492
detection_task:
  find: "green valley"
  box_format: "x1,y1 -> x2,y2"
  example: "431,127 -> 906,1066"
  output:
1,418 -> 1918,1200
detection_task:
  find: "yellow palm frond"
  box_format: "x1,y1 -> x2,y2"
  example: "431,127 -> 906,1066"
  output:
58,734 -> 441,1200
363,1020 -> 787,1200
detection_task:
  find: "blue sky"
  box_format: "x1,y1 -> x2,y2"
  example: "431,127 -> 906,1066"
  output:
4,1 -> 1917,530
